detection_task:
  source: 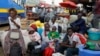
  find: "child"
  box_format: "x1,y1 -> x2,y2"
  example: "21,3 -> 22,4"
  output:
48,26 -> 60,52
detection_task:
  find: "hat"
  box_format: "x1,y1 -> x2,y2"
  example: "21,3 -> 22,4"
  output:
30,24 -> 37,31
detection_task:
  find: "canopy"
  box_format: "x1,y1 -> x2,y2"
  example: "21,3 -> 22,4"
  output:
59,1 -> 77,9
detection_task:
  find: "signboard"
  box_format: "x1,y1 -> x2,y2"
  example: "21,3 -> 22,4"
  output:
25,0 -> 40,6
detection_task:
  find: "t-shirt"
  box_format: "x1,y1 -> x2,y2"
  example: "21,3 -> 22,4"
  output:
68,33 -> 86,48
49,20 -> 58,31
48,31 -> 60,40
8,17 -> 21,29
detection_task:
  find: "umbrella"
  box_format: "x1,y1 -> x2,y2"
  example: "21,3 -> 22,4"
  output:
39,1 -> 51,7
59,1 -> 77,9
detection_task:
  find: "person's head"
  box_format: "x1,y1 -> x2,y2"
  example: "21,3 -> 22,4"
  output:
28,26 -> 37,34
52,26 -> 56,32
8,8 -> 17,18
45,23 -> 50,31
51,17 -> 56,23
67,27 -> 74,36
78,12 -> 82,19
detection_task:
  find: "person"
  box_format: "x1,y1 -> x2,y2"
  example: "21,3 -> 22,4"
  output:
48,26 -> 60,52
41,23 -> 50,50
48,26 -> 60,40
49,17 -> 58,32
59,27 -> 87,56
44,7 -> 55,22
42,22 -> 50,43
28,26 -> 41,44
70,13 -> 87,34
8,8 -> 21,30
27,26 -> 42,56
4,8 -> 26,56
91,0 -> 100,28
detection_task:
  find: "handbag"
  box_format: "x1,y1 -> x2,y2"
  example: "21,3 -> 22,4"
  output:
10,31 -> 19,40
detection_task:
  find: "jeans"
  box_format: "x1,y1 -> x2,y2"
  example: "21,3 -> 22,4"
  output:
66,48 -> 79,56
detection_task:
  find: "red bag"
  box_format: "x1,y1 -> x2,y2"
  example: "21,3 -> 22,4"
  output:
76,33 -> 87,44
43,47 -> 54,56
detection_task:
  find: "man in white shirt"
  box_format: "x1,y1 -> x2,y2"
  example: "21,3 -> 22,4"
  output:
59,27 -> 86,56
49,18 -> 58,32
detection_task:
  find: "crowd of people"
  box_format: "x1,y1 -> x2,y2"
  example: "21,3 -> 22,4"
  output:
1,0 -> 100,56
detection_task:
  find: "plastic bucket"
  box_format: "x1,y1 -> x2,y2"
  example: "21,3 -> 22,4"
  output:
88,30 -> 100,40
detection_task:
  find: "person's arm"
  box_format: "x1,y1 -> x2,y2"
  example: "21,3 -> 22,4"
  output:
64,41 -> 77,48
63,35 -> 78,48
73,19 -> 85,26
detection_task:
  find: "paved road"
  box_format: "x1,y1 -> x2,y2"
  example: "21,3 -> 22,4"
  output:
0,47 -> 4,56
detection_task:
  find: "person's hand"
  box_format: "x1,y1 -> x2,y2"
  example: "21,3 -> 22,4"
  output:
32,38 -> 36,42
10,19 -> 14,22
60,43 -> 64,46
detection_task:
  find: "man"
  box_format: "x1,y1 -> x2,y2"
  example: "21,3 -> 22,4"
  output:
58,27 -> 87,56
70,13 -> 87,34
91,0 -> 100,28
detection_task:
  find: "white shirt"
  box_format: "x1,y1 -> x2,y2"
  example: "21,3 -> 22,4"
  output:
49,20 -> 58,31
8,17 -> 21,29
42,31 -> 50,42
68,33 -> 83,48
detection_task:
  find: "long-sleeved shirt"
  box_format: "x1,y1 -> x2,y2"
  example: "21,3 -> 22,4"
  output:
70,18 -> 87,34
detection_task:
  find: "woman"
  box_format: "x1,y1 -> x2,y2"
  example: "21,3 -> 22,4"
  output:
28,26 -> 41,43
27,26 -> 42,56
3,8 -> 25,56
8,8 -> 21,30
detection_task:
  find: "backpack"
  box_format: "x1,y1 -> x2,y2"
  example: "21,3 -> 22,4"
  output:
43,47 -> 54,56
76,33 -> 87,44
10,42 -> 22,56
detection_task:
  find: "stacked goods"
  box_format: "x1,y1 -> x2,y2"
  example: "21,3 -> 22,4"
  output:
21,19 -> 35,29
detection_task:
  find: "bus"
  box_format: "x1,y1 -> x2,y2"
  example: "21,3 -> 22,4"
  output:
0,0 -> 25,25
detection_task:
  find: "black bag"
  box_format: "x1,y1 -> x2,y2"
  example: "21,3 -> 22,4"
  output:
28,41 -> 42,56
10,42 -> 22,56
